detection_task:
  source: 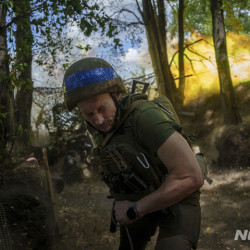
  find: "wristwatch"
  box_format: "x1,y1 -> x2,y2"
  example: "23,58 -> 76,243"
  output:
127,202 -> 138,220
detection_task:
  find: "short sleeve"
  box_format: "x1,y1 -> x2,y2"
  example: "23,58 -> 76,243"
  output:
132,101 -> 182,155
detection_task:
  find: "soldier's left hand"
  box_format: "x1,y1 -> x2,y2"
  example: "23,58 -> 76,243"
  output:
114,200 -> 136,226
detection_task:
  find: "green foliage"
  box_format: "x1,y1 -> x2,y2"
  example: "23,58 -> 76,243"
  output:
184,0 -> 212,36
11,61 -> 33,89
113,38 -> 122,48
167,0 -> 249,38
5,0 -> 114,78
80,18 -> 97,36
106,23 -> 118,38
0,103 -> 8,119
223,0 -> 250,33
0,112 -> 8,119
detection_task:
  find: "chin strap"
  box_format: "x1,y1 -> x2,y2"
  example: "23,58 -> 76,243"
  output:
109,93 -> 121,131
102,98 -> 145,147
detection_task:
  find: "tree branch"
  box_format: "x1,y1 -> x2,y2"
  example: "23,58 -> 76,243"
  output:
174,74 -> 193,80
170,50 -> 179,67
135,0 -> 143,17
0,3 -> 44,32
184,53 -> 196,73
109,18 -> 143,28
186,46 -> 215,66
124,71 -> 193,83
170,38 -> 214,67
124,72 -> 155,83
166,0 -> 178,16
111,8 -> 144,24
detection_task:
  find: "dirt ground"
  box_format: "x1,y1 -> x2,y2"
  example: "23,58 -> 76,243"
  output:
54,165 -> 250,250
52,82 -> 250,250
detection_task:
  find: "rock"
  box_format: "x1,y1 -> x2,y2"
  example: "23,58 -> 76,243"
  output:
215,121 -> 250,168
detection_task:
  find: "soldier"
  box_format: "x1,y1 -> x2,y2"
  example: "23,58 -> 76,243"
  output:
63,57 -> 203,250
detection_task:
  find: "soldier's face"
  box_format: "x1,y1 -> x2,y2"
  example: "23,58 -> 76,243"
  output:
77,93 -> 120,133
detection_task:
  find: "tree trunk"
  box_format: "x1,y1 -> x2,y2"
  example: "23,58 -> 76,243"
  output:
14,0 -> 34,144
0,1 -> 16,166
141,0 -> 176,106
210,0 -> 241,124
178,0 -> 185,108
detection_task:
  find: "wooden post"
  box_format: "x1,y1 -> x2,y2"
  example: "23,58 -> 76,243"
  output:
42,147 -> 59,236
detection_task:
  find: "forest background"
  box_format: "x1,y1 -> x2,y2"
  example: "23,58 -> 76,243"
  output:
0,0 -> 249,157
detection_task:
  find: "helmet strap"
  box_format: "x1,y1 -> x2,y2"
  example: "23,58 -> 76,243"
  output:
110,93 -> 121,130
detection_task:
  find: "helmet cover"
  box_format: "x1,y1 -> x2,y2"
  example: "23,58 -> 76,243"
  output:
63,57 -> 127,111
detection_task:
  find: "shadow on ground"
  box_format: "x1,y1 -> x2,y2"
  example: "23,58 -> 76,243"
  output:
199,167 -> 250,250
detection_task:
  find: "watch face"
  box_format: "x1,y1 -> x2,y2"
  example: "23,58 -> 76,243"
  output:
127,207 -> 137,220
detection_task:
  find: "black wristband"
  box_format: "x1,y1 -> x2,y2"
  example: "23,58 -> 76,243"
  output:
127,202 -> 137,220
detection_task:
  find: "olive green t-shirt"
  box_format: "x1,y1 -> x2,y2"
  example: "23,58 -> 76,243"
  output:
132,101 -> 182,155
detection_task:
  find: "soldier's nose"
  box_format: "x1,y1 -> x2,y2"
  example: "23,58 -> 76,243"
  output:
94,114 -> 104,126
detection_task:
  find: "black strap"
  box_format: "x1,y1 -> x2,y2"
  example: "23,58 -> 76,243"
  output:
102,99 -> 145,147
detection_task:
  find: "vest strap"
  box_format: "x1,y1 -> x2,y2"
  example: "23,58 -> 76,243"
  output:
102,99 -> 145,147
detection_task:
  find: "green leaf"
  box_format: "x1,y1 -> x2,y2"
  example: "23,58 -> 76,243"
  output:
80,18 -> 93,36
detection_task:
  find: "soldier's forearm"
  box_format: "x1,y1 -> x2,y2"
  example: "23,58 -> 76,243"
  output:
135,173 -> 202,218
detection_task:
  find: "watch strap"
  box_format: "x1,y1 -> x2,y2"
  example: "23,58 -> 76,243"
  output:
127,202 -> 138,220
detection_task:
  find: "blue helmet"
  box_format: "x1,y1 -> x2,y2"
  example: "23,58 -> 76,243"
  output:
63,57 -> 127,111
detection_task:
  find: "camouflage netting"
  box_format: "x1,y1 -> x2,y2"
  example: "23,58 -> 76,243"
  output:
33,87 -> 94,164
215,118 -> 250,168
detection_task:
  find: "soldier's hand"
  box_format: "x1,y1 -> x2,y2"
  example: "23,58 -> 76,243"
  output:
114,200 -> 136,226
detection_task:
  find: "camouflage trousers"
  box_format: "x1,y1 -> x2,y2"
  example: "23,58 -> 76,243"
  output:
118,190 -> 201,250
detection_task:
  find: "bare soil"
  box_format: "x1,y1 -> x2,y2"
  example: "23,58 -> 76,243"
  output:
53,166 -> 250,250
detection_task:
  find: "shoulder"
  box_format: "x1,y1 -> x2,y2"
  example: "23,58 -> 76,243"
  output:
120,93 -> 148,108
132,100 -> 175,127
131,100 -> 182,154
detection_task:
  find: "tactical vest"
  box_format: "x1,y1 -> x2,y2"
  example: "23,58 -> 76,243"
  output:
87,93 -> 212,202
